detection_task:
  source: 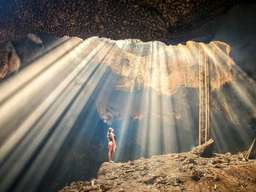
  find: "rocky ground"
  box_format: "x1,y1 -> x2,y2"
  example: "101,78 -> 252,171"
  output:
59,147 -> 256,192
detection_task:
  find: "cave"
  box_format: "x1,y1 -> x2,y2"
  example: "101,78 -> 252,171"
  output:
0,1 -> 256,192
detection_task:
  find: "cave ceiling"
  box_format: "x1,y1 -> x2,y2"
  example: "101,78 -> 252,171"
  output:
0,0 -> 242,43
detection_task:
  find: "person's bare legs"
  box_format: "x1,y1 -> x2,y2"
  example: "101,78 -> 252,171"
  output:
108,142 -> 114,162
108,148 -> 113,162
108,151 -> 111,162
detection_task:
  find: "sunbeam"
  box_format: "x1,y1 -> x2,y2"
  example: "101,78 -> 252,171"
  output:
0,36 -> 255,192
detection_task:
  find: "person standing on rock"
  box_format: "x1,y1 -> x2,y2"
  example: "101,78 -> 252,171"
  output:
107,127 -> 116,162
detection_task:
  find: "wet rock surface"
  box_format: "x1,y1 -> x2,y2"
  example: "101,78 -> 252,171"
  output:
60,151 -> 256,192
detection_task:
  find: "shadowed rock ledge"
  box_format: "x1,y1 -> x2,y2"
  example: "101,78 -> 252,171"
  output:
59,150 -> 256,192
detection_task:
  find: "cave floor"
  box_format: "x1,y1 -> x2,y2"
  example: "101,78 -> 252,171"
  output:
60,150 -> 256,192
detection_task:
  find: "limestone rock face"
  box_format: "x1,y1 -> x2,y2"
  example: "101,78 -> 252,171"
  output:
60,151 -> 256,192
105,39 -> 234,95
0,42 -> 20,79
0,33 -> 59,79
94,37 -> 234,124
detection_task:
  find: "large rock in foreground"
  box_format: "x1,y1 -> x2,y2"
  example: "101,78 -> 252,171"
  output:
60,152 -> 256,192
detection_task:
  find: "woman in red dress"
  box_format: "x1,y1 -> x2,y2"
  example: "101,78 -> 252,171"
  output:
107,127 -> 116,162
